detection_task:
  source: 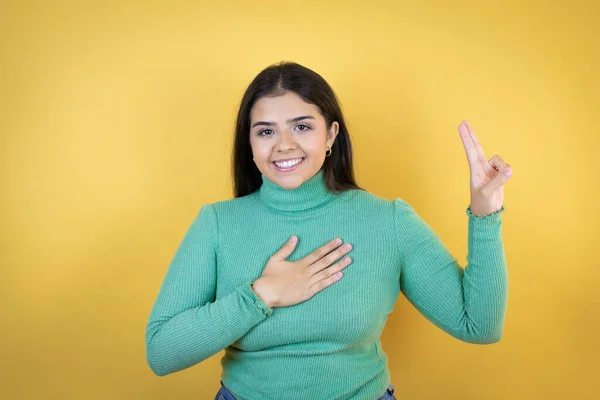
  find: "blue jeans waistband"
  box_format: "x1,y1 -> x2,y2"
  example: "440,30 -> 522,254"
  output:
215,381 -> 395,400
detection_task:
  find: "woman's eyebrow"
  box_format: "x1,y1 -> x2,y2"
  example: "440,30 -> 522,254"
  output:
251,115 -> 315,128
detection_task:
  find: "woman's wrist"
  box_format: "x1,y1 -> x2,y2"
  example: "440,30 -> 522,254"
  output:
251,279 -> 277,308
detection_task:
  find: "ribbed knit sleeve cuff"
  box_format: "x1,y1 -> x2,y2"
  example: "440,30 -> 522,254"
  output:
466,205 -> 505,221
465,204 -> 506,265
236,281 -> 273,317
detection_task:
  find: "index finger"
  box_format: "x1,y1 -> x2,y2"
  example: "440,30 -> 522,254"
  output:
458,120 -> 478,166
464,120 -> 487,162
302,238 -> 343,265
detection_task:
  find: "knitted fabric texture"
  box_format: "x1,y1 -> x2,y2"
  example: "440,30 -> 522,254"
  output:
145,169 -> 508,399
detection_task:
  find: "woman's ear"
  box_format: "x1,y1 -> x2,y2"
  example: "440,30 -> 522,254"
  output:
327,121 -> 340,147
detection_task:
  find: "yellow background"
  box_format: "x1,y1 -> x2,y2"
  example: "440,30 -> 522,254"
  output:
1,0 -> 598,398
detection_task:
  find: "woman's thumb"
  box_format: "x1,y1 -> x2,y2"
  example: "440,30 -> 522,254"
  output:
274,236 -> 298,260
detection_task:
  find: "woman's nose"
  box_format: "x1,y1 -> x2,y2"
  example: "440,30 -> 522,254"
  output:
277,130 -> 296,150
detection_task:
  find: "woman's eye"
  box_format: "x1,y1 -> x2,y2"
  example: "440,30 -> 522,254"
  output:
296,124 -> 310,131
258,129 -> 274,136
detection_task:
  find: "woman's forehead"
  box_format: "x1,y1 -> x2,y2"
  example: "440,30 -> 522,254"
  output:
251,93 -> 320,121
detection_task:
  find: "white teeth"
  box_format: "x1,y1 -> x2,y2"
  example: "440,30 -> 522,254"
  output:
274,158 -> 303,168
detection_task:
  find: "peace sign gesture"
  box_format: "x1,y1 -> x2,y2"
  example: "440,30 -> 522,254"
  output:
458,120 -> 513,217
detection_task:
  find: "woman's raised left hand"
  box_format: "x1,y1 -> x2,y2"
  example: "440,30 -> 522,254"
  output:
458,120 -> 513,217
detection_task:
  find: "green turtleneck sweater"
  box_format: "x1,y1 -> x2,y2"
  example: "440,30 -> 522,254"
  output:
145,169 -> 508,399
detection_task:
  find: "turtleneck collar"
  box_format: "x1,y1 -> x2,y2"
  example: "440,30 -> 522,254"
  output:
256,168 -> 339,214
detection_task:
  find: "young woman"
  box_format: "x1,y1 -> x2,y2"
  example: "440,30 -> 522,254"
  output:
145,61 -> 511,400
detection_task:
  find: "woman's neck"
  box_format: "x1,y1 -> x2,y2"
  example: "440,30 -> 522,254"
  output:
256,169 -> 339,214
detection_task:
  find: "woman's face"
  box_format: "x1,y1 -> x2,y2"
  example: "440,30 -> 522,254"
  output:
249,91 -> 339,190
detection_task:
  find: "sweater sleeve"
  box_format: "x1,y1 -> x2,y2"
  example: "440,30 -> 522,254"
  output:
393,198 -> 508,344
145,204 -> 273,376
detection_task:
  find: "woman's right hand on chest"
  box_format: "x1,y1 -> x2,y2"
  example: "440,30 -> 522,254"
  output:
250,236 -> 354,308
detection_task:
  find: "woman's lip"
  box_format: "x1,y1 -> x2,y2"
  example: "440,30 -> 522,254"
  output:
272,157 -> 305,172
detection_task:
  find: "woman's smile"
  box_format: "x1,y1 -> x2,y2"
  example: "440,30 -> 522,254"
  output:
272,157 -> 306,172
